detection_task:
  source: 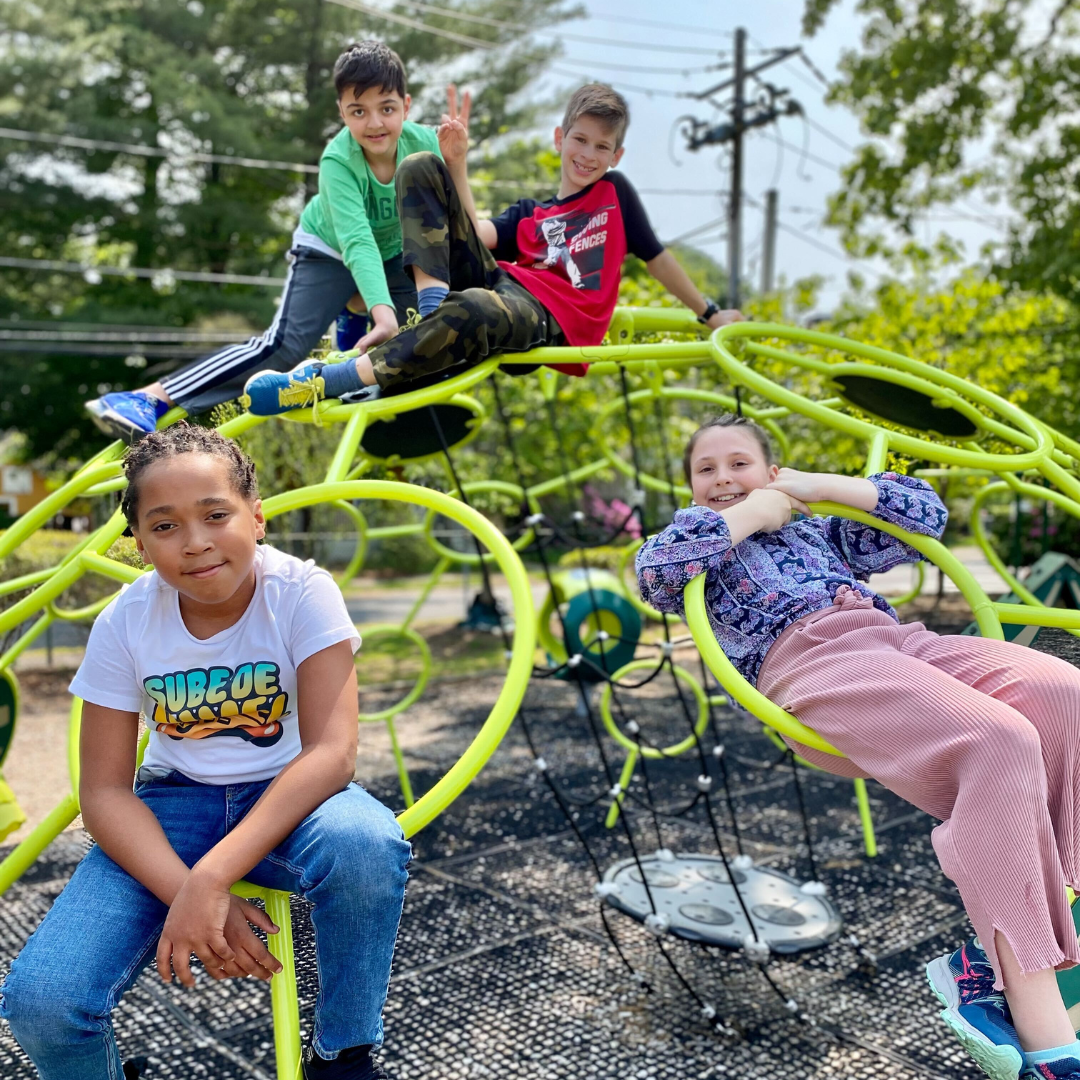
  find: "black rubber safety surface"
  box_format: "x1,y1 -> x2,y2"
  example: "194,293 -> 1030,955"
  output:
3,628 -> 1077,1079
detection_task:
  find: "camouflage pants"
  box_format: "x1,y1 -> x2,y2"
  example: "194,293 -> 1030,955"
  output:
368,152 -> 561,389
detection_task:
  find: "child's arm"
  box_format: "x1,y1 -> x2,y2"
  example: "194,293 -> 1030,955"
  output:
438,86 -> 498,250
79,704 -> 283,984
320,158 -> 400,352
636,489 -> 806,612
644,249 -> 744,329
156,640 -> 359,988
765,469 -> 879,512
767,469 -> 948,577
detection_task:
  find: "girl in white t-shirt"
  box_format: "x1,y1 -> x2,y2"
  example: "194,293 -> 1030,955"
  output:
0,424 -> 408,1080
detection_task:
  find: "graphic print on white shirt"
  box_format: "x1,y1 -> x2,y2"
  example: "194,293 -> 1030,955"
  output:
143,661 -> 291,746
69,544 -> 361,785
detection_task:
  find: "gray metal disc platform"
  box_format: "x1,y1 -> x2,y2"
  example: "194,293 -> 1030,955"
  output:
601,852 -> 842,953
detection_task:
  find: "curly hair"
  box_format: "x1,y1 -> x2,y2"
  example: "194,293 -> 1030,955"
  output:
683,414 -> 775,485
121,423 -> 259,526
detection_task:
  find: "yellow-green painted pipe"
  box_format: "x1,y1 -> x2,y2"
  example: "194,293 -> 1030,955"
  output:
259,480 -> 534,840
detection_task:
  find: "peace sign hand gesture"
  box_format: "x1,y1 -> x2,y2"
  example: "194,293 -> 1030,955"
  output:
437,83 -> 471,167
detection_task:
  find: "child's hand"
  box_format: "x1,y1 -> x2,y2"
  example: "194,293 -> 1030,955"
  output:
209,897 -> 283,983
437,84 -> 471,167
156,874 -> 236,988
743,487 -> 811,532
765,468 -> 831,505
705,308 -> 745,330
355,303 -> 399,354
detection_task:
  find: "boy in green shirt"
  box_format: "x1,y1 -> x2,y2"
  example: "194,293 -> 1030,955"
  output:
85,41 -> 441,440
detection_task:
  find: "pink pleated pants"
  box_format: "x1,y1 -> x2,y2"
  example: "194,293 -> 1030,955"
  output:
756,587 -> 1080,988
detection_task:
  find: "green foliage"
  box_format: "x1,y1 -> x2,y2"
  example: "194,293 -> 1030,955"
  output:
0,531 -> 141,653
985,496 -> 1080,567
555,545 -> 632,573
802,0 -> 1080,303
0,0 -> 575,461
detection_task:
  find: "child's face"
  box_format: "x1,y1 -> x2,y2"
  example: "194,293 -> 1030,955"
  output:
554,115 -> 625,193
689,427 -> 778,511
131,455 -> 265,608
338,84 -> 411,160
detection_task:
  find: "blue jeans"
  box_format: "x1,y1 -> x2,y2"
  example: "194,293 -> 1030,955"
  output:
0,771 -> 411,1079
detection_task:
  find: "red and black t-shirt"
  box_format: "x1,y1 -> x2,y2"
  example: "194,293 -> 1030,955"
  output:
491,171 -> 664,357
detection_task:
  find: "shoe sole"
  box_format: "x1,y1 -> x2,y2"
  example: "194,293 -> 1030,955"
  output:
84,401 -> 152,443
925,955 -> 1023,1080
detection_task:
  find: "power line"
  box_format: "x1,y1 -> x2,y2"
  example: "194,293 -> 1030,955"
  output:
0,340 -> 220,359
737,190 -> 883,279
381,0 -> 730,54
797,51 -> 832,88
549,66 -> 696,99
575,9 -> 736,37
563,57 -> 726,76
0,256 -> 286,287
325,0 -> 494,48
0,324 -> 249,344
801,115 -> 858,155
758,129 -> 845,173
0,125 -> 319,173
664,215 -> 728,246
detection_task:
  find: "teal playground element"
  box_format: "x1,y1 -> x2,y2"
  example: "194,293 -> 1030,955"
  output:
963,552 -> 1080,645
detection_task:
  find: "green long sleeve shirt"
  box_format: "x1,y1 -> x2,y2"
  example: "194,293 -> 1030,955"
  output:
297,121 -> 441,311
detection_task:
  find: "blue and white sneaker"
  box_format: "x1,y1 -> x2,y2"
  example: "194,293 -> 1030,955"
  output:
926,939 -> 1024,1080
335,308 -> 368,351
242,362 -> 326,417
85,391 -> 170,441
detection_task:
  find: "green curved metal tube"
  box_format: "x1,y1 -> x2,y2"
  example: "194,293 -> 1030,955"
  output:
259,480 -> 535,840
331,500 -> 369,587
684,501 -> 1005,760
710,322 -> 1052,473
0,461 -> 124,562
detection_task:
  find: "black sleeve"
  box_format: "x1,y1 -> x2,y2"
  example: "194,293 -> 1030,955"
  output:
491,199 -> 537,262
610,172 -> 664,262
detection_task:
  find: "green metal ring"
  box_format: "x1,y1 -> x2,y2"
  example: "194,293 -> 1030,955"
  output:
711,322 -> 1052,472
355,623 -> 432,723
598,658 -> 708,758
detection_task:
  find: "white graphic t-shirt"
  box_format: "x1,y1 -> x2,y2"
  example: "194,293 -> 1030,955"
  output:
69,545 -> 361,785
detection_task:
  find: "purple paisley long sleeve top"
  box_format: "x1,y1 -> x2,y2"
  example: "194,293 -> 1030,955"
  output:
635,473 -> 948,686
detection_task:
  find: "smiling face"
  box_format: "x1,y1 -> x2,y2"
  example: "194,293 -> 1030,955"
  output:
554,114 -> 625,196
338,83 -> 410,163
131,454 -> 265,613
688,426 -> 778,511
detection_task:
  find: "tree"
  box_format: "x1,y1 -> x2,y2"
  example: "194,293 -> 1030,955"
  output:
0,0 -> 574,460
801,0 -> 1080,303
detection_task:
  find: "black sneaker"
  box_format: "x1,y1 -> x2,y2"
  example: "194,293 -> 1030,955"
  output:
122,1058 -> 149,1079
302,1043 -> 389,1080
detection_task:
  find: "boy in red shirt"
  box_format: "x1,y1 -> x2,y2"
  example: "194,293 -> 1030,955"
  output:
244,83 -> 742,412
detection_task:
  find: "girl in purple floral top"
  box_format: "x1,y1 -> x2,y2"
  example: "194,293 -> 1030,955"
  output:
637,414 -> 1080,1079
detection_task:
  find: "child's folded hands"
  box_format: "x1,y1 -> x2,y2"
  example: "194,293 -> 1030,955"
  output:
156,875 -> 284,987
764,467 -> 832,504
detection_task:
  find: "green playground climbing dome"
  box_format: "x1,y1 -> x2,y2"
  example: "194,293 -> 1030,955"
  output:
3,309 -> 1080,1071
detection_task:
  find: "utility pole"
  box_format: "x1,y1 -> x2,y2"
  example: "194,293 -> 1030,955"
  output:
681,32 -> 805,308
761,189 -> 778,294
728,28 -> 745,308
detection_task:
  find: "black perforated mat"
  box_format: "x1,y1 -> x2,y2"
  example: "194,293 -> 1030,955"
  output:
4,628 -> 1075,1078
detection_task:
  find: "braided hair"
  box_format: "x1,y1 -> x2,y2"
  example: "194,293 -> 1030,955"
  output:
682,413 -> 775,486
121,423 -> 259,526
